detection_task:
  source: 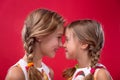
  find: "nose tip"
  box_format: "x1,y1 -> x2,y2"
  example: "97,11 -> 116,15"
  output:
58,41 -> 64,48
62,42 -> 66,48
59,42 -> 63,47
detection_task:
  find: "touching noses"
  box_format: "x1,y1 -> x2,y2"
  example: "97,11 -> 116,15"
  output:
58,40 -> 66,48
59,41 -> 63,47
63,41 -> 66,48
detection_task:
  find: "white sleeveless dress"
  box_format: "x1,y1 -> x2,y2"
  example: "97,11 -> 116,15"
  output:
72,63 -> 105,80
12,59 -> 51,80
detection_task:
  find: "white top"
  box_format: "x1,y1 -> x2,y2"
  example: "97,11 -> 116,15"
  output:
13,59 -> 51,80
72,63 -> 105,80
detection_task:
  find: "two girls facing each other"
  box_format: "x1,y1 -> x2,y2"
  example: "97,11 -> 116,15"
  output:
63,20 -> 113,80
5,9 -> 65,80
5,8 -> 112,80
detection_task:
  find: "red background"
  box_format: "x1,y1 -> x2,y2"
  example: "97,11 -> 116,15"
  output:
0,0 -> 120,80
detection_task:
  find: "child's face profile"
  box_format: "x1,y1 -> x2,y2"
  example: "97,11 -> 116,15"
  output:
37,26 -> 64,58
63,28 -> 81,59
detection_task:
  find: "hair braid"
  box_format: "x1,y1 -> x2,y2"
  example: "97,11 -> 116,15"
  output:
23,26 -> 43,80
62,67 -> 76,79
85,21 -> 104,80
88,45 -> 100,68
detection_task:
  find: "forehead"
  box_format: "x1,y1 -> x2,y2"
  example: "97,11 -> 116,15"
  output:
46,26 -> 64,38
42,26 -> 64,40
55,26 -> 64,35
65,28 -> 74,37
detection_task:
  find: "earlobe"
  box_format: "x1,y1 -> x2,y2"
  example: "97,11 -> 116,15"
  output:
36,37 -> 42,42
38,39 -> 41,42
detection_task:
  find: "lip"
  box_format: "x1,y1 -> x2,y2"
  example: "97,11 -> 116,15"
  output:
65,49 -> 68,52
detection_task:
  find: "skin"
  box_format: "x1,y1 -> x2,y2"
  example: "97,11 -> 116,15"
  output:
95,69 -> 113,80
63,28 -> 90,68
35,26 -> 64,59
5,65 -> 25,80
5,26 -> 64,80
63,28 -> 78,59
63,28 -> 112,80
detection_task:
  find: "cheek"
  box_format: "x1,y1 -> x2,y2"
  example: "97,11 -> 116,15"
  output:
66,44 -> 76,59
66,51 -> 76,59
68,42 -> 76,52
45,38 -> 58,52
41,44 -> 55,57
47,38 -> 58,47
40,40 -> 55,54
50,38 -> 59,47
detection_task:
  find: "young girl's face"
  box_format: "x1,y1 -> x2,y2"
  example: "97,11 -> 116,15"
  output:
37,26 -> 64,58
63,28 -> 81,59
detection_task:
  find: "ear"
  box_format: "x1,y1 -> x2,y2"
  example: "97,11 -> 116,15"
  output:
80,43 -> 88,49
35,37 -> 42,42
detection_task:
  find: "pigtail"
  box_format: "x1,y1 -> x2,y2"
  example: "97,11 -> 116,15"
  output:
84,44 -> 100,80
62,67 -> 76,79
84,22 -> 104,80
23,26 -> 43,80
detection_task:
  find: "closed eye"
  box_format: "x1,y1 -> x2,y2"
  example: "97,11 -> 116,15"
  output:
57,36 -> 62,40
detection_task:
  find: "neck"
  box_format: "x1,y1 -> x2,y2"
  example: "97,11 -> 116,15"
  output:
23,42 -> 44,68
33,56 -> 42,67
77,51 -> 91,68
23,53 -> 43,68
32,42 -> 43,68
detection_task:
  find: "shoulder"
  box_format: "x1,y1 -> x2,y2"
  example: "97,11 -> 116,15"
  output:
94,68 -> 113,80
5,65 -> 25,80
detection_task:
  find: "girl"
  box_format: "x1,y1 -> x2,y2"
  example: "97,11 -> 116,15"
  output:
5,8 -> 64,80
63,19 -> 112,80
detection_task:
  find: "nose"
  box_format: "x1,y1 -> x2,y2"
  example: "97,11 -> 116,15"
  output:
59,41 -> 63,47
58,37 -> 66,48
63,42 -> 66,48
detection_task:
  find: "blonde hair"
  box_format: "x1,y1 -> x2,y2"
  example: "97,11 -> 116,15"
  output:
63,19 -> 104,80
22,8 -> 64,80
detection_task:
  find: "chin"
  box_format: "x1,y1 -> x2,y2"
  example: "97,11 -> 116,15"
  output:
65,53 -> 70,59
65,55 -> 71,59
66,54 -> 74,59
49,55 -> 55,58
48,53 -> 56,58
